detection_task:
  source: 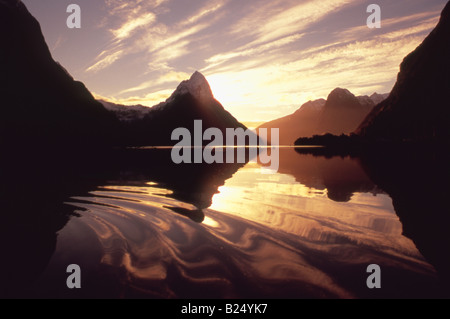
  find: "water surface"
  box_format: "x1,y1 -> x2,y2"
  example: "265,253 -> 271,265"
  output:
1,147 -> 448,298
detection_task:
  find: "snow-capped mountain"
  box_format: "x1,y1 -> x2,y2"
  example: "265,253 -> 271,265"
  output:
100,72 -> 215,122
166,71 -> 214,105
99,100 -> 153,122
109,71 -> 247,146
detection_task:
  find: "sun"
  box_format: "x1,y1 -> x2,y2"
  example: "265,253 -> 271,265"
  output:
205,73 -> 237,106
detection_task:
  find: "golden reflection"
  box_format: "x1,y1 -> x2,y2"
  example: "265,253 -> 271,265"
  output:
203,216 -> 220,228
209,162 -> 422,258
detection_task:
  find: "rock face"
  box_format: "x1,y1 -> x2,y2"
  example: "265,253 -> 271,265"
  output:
356,1 -> 450,142
258,89 -> 386,145
0,0 -> 118,148
108,71 -> 248,146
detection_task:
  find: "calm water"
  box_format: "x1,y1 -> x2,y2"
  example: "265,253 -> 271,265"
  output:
1,147 -> 448,298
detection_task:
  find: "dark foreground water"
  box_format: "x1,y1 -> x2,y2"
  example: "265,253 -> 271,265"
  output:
0,147 -> 449,298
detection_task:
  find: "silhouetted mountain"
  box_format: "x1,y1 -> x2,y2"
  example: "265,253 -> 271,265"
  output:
357,1 -> 450,142
258,99 -> 325,145
0,0 -> 118,149
99,100 -> 154,122
259,89 -> 386,145
104,71 -> 248,146
318,88 -> 376,136
0,1 -> 248,150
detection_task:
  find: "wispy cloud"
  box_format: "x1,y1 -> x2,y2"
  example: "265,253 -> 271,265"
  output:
86,0 -> 171,73
200,7 -> 441,121
119,70 -> 191,95
80,0 -> 444,122
111,12 -> 156,40
86,49 -> 124,73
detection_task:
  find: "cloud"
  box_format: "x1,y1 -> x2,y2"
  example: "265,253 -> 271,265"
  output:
96,89 -> 174,107
86,0 -> 227,74
119,71 -> 191,95
86,49 -> 124,73
86,0 -> 171,73
178,0 -> 228,27
81,0 -> 444,122
335,10 -> 441,42
228,0 -> 355,43
205,33 -> 304,68
203,19 -> 439,121
111,12 -> 156,40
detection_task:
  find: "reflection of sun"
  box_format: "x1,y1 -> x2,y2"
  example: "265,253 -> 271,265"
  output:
210,185 -> 240,212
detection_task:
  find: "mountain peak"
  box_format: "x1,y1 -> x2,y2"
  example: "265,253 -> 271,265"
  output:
325,88 -> 360,109
168,71 -> 214,104
328,88 -> 355,100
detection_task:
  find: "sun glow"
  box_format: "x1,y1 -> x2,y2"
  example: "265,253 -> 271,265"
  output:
206,73 -> 249,108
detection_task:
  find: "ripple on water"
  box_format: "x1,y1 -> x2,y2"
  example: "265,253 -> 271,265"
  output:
44,179 -> 440,299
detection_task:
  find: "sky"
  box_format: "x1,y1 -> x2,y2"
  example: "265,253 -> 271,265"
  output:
23,0 -> 448,123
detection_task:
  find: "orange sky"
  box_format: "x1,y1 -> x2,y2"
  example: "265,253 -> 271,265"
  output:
23,0 -> 447,122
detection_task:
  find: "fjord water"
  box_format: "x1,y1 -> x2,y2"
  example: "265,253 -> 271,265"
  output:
1,148 -> 448,298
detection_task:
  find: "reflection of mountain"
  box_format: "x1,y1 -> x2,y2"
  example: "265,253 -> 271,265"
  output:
290,1 -> 450,292
360,148 -> 450,284
283,146 -> 450,290
357,2 -> 450,142
0,149 -> 245,297
275,148 -> 381,202
102,71 -> 248,146
0,153 -> 104,297
259,90 -> 387,145
110,149 -> 245,211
